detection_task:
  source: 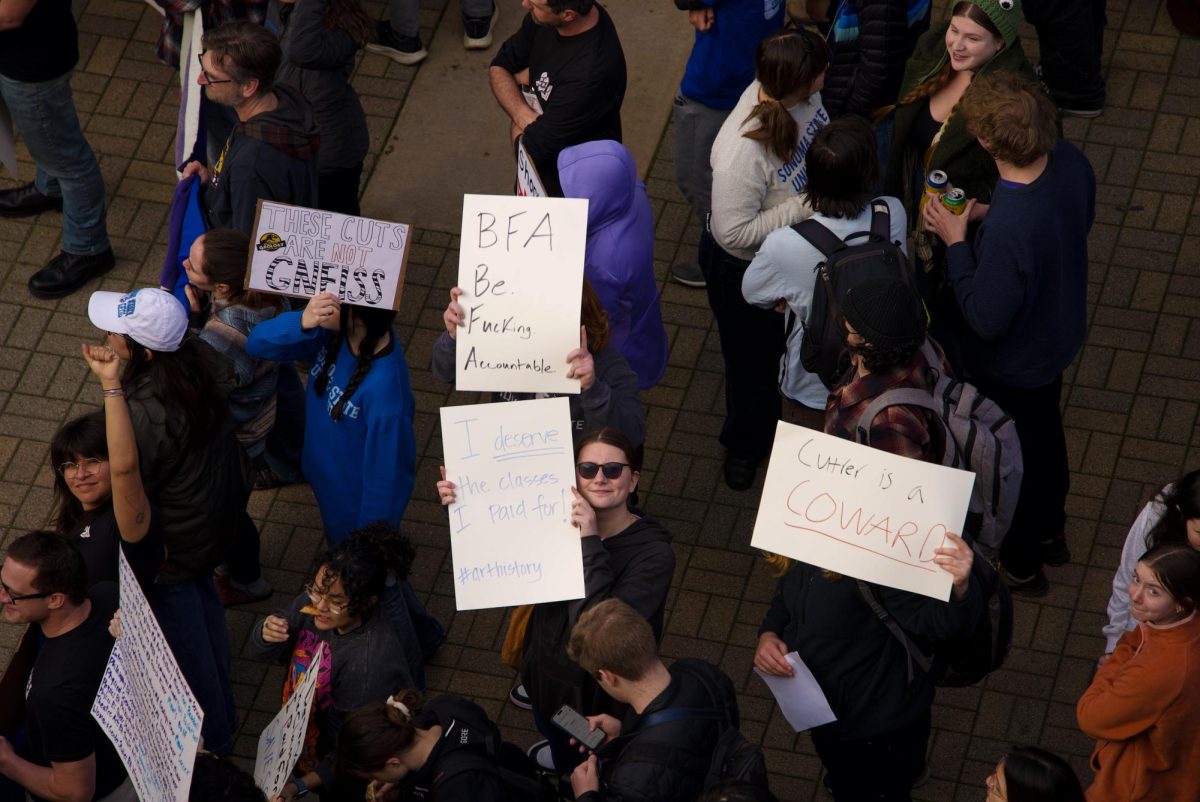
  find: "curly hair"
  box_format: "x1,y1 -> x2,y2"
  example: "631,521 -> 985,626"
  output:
846,339 -> 923,374
314,521 -> 416,618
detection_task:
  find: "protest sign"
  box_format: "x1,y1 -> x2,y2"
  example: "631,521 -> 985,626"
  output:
254,643 -> 326,799
246,200 -> 412,310
92,551 -> 203,802
516,138 -> 546,198
455,194 -> 588,394
750,422 -> 975,601
440,396 -> 584,610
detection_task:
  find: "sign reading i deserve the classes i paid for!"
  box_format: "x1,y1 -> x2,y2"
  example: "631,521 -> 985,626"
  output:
246,200 -> 412,310
455,194 -> 588,394
440,396 -> 584,611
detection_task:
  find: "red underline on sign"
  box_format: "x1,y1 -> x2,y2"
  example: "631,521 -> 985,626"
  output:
783,524 -> 939,573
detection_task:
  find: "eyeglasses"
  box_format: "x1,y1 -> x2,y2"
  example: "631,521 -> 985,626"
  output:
57,458 -> 105,478
304,583 -> 348,615
576,462 -> 630,480
197,52 -> 234,85
0,581 -> 53,603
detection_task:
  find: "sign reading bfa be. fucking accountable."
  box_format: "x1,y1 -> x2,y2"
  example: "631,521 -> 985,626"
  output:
751,422 -> 976,601
455,194 -> 588,394
246,200 -> 412,310
440,397 -> 584,610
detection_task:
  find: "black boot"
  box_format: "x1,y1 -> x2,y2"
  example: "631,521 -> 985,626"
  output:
0,182 -> 63,218
28,249 -> 116,299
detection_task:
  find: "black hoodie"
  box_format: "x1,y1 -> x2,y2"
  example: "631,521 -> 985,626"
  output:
521,517 -> 675,723
204,83 -> 320,232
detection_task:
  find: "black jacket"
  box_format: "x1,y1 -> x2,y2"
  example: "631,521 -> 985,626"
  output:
401,696 -> 510,802
577,659 -> 738,802
203,83 -> 320,232
760,561 -> 981,740
521,518 -> 674,723
821,0 -> 930,119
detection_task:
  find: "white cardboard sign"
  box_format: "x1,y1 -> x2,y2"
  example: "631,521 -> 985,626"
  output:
455,194 -> 588,394
516,138 -> 546,198
440,397 -> 584,610
92,551 -> 204,802
253,643 -> 327,799
247,200 -> 412,310
750,422 -> 975,601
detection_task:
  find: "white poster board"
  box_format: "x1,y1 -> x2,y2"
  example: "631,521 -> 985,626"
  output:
455,194 -> 588,394
253,643 -> 326,799
92,551 -> 204,802
247,200 -> 412,310
516,138 -> 546,198
750,422 -> 975,601
440,397 -> 584,610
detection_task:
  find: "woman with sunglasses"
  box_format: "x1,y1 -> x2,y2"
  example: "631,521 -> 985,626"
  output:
248,521 -> 419,802
437,427 -> 674,784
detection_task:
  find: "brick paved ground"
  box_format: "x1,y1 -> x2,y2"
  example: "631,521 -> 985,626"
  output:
2,0 -> 1199,799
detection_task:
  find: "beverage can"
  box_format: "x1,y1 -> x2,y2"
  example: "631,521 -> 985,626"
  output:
942,188 -> 967,215
925,170 -> 949,196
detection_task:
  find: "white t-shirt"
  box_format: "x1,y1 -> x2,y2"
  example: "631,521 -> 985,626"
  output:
741,197 -> 908,408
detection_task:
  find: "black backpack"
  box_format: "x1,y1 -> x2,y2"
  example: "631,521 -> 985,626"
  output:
400,721 -> 558,802
795,199 -> 916,389
856,545 -> 1014,687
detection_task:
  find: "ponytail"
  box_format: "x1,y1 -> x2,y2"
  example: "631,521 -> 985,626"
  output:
744,27 -> 829,162
743,100 -> 801,163
337,689 -> 424,777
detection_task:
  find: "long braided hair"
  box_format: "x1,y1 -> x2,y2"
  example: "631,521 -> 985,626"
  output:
311,305 -> 396,422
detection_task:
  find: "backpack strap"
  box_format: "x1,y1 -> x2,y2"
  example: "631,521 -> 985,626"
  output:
637,706 -> 725,731
854,388 -> 940,448
791,218 -> 847,260
868,198 -> 892,242
854,580 -> 933,685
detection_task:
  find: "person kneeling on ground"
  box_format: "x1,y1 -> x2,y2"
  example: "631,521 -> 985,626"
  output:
564,598 -> 740,802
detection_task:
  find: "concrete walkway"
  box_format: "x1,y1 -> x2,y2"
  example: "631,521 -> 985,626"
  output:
1,0 -> 1198,799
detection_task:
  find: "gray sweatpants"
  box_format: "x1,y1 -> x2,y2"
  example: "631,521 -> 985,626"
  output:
389,0 -> 495,37
673,92 -> 731,224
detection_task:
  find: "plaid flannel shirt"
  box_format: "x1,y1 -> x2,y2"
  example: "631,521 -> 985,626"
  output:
152,0 -> 267,68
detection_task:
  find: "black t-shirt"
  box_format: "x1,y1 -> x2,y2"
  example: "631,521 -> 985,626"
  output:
0,0 -> 79,82
491,4 -> 626,196
25,583 -> 126,802
70,504 -> 165,592
910,99 -> 942,160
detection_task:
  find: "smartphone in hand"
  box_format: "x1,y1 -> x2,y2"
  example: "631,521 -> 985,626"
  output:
552,705 -> 606,751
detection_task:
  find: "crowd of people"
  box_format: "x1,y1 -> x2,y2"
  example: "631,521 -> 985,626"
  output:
1,0 -> 1197,801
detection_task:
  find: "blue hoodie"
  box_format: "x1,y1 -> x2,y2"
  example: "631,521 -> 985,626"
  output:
678,0 -> 786,111
246,311 -> 416,542
558,141 -> 667,391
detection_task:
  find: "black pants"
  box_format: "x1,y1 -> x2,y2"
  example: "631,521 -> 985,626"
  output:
974,374 -> 1070,579
225,508 -> 263,585
699,227 -> 785,461
317,165 -> 363,216
1023,0 -> 1106,105
811,711 -> 930,801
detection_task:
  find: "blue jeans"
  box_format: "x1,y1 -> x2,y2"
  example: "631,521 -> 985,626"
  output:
150,576 -> 238,756
0,70 -> 109,255
388,0 -> 494,36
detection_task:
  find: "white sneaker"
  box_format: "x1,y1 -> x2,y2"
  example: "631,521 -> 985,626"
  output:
509,682 -> 532,710
526,739 -> 556,771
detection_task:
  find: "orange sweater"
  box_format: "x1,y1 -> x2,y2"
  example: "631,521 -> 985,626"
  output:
1076,611 -> 1200,802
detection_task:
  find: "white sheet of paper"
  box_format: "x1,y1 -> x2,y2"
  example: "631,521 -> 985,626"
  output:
0,96 -> 17,180
92,551 -> 204,802
440,397 -> 584,610
750,422 -> 975,601
455,194 -> 587,394
253,643 -> 326,799
754,652 -> 837,732
247,200 -> 412,310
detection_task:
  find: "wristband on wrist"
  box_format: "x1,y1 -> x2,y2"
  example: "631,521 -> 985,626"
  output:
292,778 -> 309,798
102,388 -> 124,398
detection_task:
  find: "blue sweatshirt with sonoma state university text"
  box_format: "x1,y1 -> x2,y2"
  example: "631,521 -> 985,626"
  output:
247,311 -> 416,542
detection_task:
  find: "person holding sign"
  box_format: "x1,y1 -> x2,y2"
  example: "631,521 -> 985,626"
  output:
704,27 -> 830,491
437,428 -> 673,782
335,690 -> 512,802
86,287 -> 247,757
0,532 -> 131,802
754,533 -> 981,801
1077,543 -> 1200,802
247,291 -> 417,542
247,525 -> 420,802
432,281 -> 645,448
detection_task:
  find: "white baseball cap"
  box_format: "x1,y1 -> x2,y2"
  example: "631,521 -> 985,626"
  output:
88,288 -> 188,353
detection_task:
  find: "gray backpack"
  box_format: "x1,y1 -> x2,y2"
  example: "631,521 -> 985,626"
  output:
853,341 -> 1023,555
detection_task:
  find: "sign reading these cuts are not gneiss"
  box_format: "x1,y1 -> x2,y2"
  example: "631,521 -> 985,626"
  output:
456,194 -> 588,394
751,422 -> 976,601
246,200 -> 412,310
440,397 -> 584,611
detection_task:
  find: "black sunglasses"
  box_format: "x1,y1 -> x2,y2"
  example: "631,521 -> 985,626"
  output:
0,580 -> 53,603
576,462 -> 630,480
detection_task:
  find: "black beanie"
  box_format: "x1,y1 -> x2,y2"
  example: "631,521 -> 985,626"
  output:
841,278 -> 925,347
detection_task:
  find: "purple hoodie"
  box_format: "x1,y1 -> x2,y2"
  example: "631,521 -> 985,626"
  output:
558,141 -> 668,391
